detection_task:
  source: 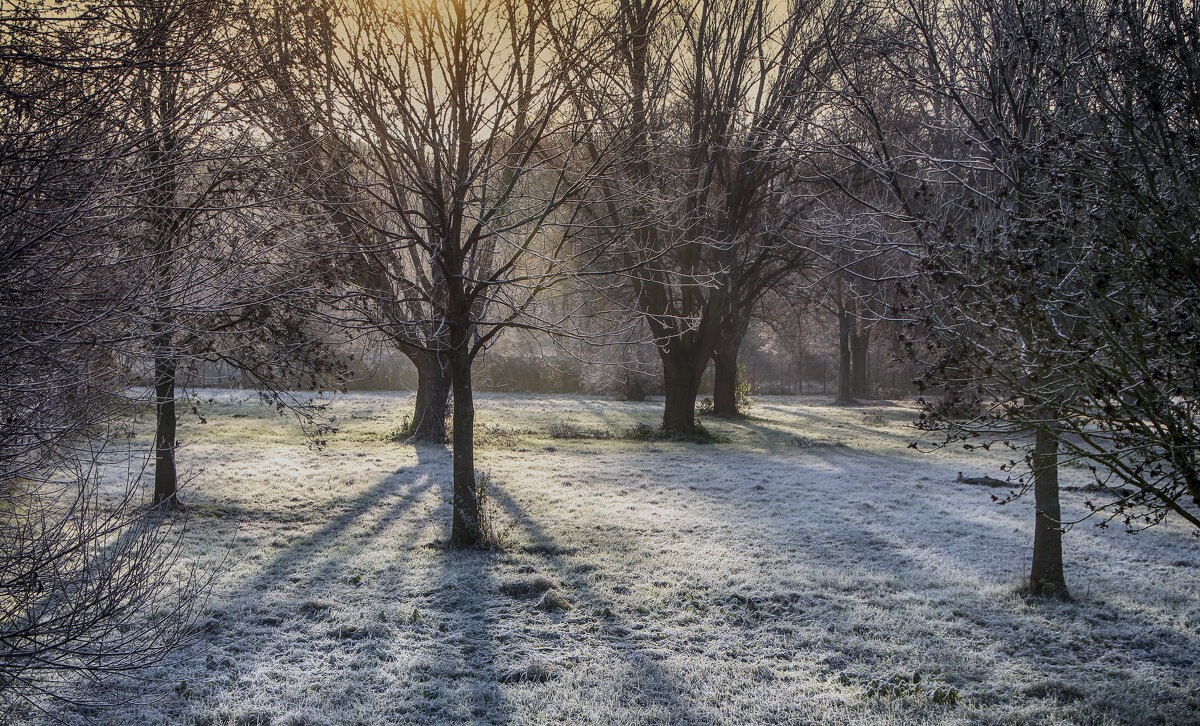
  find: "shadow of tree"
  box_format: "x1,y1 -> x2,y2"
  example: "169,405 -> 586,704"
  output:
50,395 -> 1200,725
488,485 -> 711,725
166,445 -> 453,723
231,446 -> 445,599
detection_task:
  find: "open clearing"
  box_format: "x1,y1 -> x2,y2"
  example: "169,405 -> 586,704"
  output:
54,392 -> 1200,725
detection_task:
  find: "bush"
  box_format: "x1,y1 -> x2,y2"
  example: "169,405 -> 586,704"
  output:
1,464 -> 212,714
734,364 -> 754,412
621,422 -> 729,444
547,421 -> 616,440
388,406 -> 452,443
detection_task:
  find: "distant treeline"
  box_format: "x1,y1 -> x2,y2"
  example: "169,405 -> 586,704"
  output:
173,346 -> 919,398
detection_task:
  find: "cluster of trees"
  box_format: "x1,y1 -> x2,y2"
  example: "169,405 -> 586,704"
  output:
819,0 -> 1200,597
1,0 -> 335,714
3,0 -> 1197,711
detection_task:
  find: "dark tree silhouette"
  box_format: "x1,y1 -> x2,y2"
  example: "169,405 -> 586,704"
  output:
0,1 -> 211,711
248,0 -> 610,546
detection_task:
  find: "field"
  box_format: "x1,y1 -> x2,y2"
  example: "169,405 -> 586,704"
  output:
53,392 -> 1200,725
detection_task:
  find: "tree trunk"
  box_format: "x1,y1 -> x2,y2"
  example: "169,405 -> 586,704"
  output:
836,308 -> 854,404
410,351 -> 451,443
661,350 -> 704,435
622,372 -> 649,402
448,335 -> 481,548
850,325 -> 870,399
796,347 -> 804,395
712,337 -> 742,417
1030,425 -> 1069,598
152,350 -> 179,508
147,76 -> 179,509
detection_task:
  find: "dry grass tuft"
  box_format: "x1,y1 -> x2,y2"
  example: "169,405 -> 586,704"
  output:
498,574 -> 560,598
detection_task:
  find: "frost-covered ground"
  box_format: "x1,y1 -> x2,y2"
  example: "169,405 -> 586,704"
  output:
49,392 -> 1200,725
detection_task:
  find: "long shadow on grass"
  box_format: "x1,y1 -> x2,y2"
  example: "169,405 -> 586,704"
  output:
497,425 -> 1196,724
489,486 -> 710,725
426,526 -> 509,725
194,447 -> 447,714
850,513 -> 1200,720
707,406 -> 921,451
690,445 -> 1200,721
230,457 -> 440,600
588,402 -> 1200,722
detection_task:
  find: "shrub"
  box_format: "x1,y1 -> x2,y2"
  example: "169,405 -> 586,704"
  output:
547,421 -> 615,440
734,364 -> 754,412
622,422 -> 729,444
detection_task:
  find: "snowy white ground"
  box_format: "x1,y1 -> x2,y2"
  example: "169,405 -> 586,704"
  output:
48,392 -> 1200,725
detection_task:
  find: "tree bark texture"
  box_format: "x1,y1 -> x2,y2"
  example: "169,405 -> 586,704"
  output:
152,350 -> 179,508
712,336 -> 742,417
1030,425 -> 1069,598
448,326 -> 481,548
850,326 -> 870,399
661,349 -> 705,435
836,308 -> 854,404
410,350 -> 451,443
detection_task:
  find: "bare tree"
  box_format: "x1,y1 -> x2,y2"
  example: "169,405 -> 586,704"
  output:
113,0 -> 345,505
247,0 -> 608,547
789,0 -> 1200,554
819,0 -> 1104,596
1019,0 -> 1200,532
240,3 -> 457,441
0,1 -> 211,712
916,0 -> 1093,597
892,0 -> 1200,590
576,0 -> 854,432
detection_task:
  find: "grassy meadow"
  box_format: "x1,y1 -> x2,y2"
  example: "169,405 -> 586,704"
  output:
51,391 -> 1200,726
